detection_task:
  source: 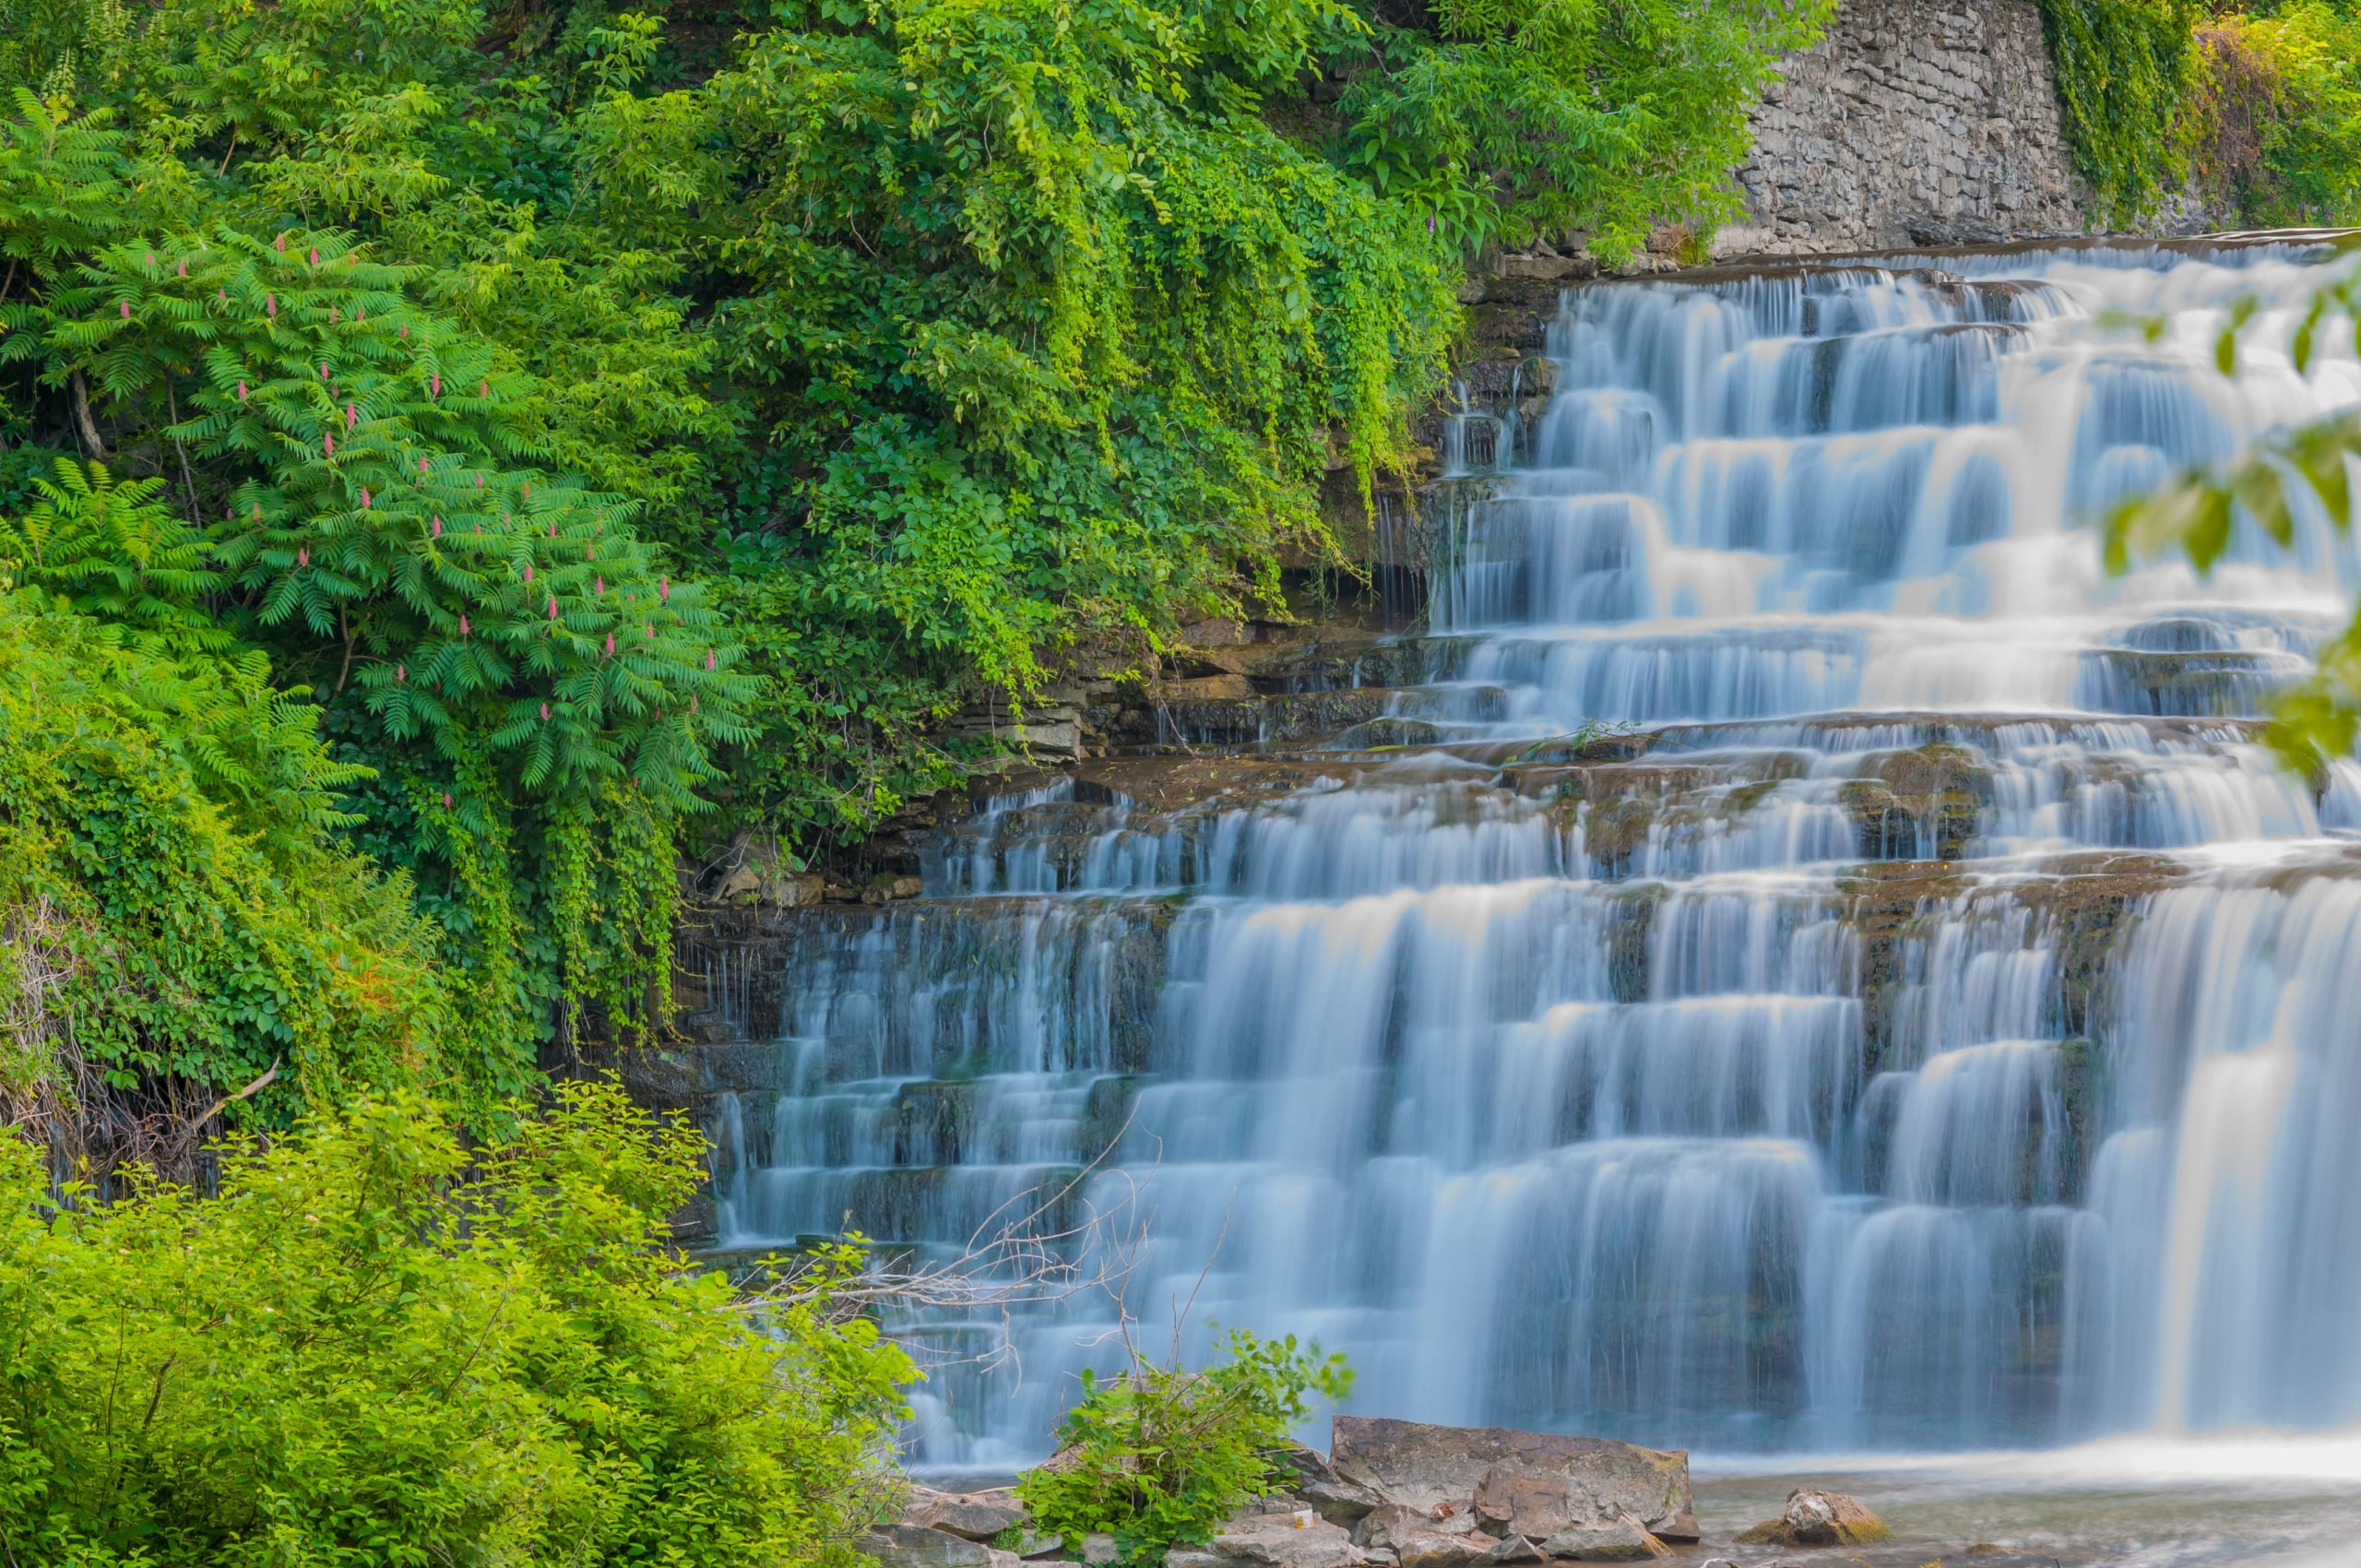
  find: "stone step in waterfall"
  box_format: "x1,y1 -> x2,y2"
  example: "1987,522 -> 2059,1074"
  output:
690,237 -> 2361,1467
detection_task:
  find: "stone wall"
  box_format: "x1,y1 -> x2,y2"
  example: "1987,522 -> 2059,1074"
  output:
1724,0 -> 2089,254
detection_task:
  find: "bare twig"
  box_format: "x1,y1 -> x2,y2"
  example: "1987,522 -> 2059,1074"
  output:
194,1061 -> 280,1126
0,897 -> 269,1189
745,1109 -> 1155,1385
70,371 -> 108,459
167,384 -> 199,523
1167,1193 -> 1233,1370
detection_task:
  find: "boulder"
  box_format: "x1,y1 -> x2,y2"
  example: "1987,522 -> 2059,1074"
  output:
1495,251 -> 1581,281
1354,1504 -> 1480,1550
864,1525 -> 1010,1568
1212,1511 -> 1384,1568
1735,1488 -> 1889,1548
1534,1521 -> 1667,1562
1394,1529 -> 1498,1568
1275,1444 -> 1384,1526
1275,1443 -> 1339,1487
1471,1470 -> 1569,1542
1081,1534 -> 1121,1565
902,1486 -> 1027,1541
1328,1420 -> 1697,1544
1300,1479 -> 1386,1528
1010,1531 -> 1066,1559
1482,1539 -> 1541,1565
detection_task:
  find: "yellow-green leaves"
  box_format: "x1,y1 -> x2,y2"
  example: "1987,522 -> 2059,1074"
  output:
3,457 -> 226,651
2215,293 -> 2259,374
0,1081 -> 919,1564
2103,261 -> 2361,778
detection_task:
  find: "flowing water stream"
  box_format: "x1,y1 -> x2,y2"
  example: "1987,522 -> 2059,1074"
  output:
694,238 -> 2361,1517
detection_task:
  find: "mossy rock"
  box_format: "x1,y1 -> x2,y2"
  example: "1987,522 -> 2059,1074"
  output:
1736,1490 -> 1891,1547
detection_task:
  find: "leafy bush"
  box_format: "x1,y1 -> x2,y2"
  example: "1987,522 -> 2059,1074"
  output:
0,582 -> 469,1170
0,85 -> 752,1061
1335,0 -> 1832,262
2183,3 -> 2361,225
0,0 -> 1826,1098
1015,1329 -> 1353,1564
2035,0 -> 2361,227
0,1076 -> 918,1565
2034,0 -> 2201,224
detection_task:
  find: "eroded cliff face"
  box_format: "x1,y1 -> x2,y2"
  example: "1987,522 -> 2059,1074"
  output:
1726,0 -> 2089,253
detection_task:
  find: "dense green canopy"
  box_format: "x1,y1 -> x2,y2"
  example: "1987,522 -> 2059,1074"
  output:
0,0 -> 1826,1123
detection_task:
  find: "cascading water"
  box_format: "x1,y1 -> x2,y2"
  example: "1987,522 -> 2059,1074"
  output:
697,237 -> 2361,1467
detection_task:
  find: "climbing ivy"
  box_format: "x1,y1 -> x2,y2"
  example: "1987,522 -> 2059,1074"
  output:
0,585 -> 465,1166
2034,0 -> 2361,228
2033,0 -> 2201,224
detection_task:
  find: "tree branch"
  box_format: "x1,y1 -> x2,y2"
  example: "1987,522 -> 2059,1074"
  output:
70,371 -> 109,460
196,1061 -> 280,1126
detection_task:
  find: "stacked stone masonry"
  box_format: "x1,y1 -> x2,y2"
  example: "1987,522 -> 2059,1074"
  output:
1728,0 -> 2088,253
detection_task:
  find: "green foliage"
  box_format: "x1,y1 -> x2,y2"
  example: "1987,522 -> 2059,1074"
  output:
0,584 -> 460,1151
0,0 -> 1824,1085
2105,259 -> 2361,778
2184,4 -> 2361,225
2033,0 -> 2200,224
2035,0 -> 2361,227
679,0 -> 1463,834
0,1077 -> 918,1564
1335,0 -> 1832,262
0,81 -> 752,1059
3,457 -> 224,652
1015,1329 -> 1353,1565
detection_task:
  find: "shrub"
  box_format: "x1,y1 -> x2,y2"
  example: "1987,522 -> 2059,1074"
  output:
0,581 -> 469,1172
2184,3 -> 2361,225
2034,0 -> 2361,227
0,1076 -> 918,1566
1014,1329 -> 1354,1565
2034,0 -> 2201,224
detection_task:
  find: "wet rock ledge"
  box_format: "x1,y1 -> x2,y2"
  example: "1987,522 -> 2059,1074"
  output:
870,1418 -> 1702,1568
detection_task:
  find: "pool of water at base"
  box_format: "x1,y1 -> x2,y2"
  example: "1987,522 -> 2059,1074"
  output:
1689,1434 -> 2361,1566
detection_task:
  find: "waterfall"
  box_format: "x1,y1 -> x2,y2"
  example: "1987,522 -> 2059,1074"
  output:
700,239 -> 2361,1466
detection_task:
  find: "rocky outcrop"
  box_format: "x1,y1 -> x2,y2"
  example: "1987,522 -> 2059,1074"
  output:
1329,1419 -> 1698,1550
1211,1509 -> 1387,1568
1735,1488 -> 1892,1547
865,1523 -> 1026,1568
1729,0 -> 2087,253
855,1422 -> 1707,1568
905,1487 -> 1030,1541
